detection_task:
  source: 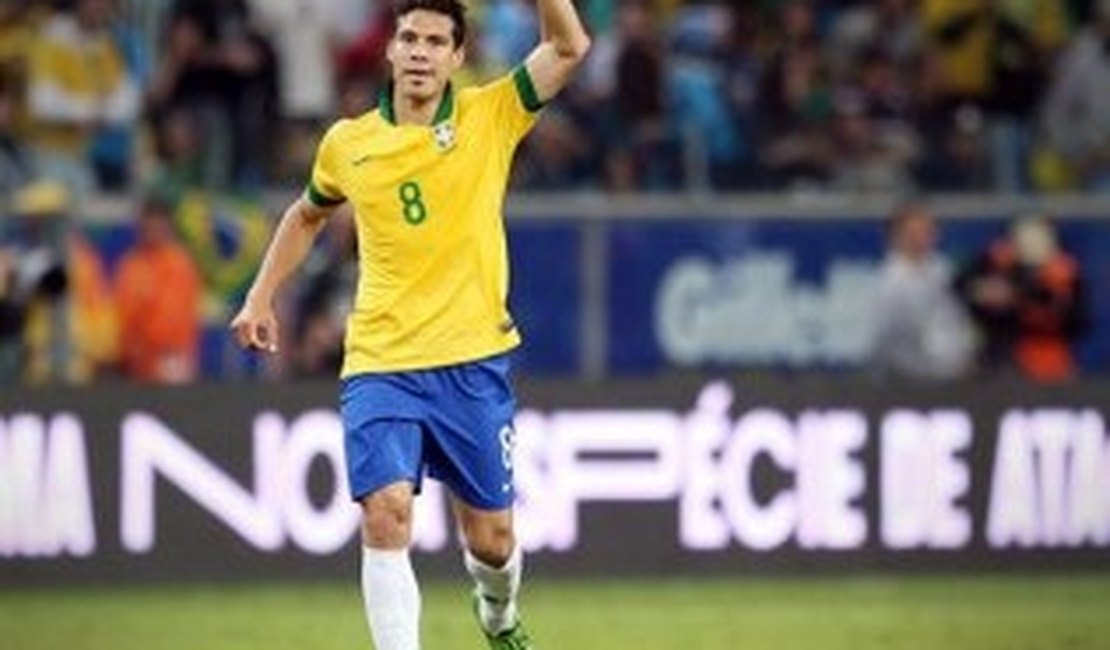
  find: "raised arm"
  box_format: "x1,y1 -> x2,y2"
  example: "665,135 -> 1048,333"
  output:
522,0 -> 591,104
229,197 -> 336,352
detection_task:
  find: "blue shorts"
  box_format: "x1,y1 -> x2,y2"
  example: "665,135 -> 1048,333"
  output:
339,353 -> 517,510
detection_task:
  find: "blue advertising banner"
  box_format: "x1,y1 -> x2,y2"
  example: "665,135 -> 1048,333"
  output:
608,217 -> 1110,374
507,222 -> 581,375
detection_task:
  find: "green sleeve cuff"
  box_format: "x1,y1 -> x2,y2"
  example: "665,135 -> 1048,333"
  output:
305,181 -> 344,208
513,65 -> 545,113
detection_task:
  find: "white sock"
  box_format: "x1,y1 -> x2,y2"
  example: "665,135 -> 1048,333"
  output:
362,547 -> 421,650
464,544 -> 522,635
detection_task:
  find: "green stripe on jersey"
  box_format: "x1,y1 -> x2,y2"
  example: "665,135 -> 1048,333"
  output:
305,182 -> 343,207
513,65 -> 544,113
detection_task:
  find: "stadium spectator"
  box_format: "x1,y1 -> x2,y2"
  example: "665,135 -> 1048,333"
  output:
115,197 -> 201,383
25,0 -> 140,197
0,199 -> 100,386
854,46 -> 915,124
148,0 -> 278,189
0,246 -> 22,382
829,0 -> 922,72
248,0 -> 340,122
922,0 -> 1064,190
777,0 -> 820,49
0,71 -> 34,194
667,1 -> 748,190
757,32 -> 834,189
323,0 -> 376,44
0,1 -> 40,69
921,0 -> 1061,113
827,88 -> 920,194
1039,0 -> 1110,193
955,215 -> 1089,382
910,35 -> 992,192
558,1 -> 617,187
602,0 -> 678,190
0,0 -> 44,140
90,0 -> 150,191
335,2 -> 394,86
869,202 -> 973,381
838,47 -> 923,192
711,3 -> 763,189
482,0 -> 539,72
148,106 -> 205,201
67,230 -> 118,383
247,0 -> 344,182
5,182 -> 71,385
827,104 -> 899,193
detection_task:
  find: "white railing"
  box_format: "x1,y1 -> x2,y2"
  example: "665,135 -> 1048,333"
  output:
56,191 -> 1110,224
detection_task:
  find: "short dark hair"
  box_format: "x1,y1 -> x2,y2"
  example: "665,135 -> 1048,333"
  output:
393,0 -> 468,48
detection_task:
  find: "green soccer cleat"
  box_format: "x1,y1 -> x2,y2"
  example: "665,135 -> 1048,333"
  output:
472,593 -> 535,650
482,620 -> 534,650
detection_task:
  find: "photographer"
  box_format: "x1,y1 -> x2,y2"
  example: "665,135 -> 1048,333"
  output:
0,248 -> 22,381
955,214 -> 1089,382
0,237 -> 68,384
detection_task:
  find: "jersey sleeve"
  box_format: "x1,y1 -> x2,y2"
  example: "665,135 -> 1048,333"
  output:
305,121 -> 347,207
476,66 -> 545,146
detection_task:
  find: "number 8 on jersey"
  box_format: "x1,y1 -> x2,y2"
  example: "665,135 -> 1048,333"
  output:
399,181 -> 428,225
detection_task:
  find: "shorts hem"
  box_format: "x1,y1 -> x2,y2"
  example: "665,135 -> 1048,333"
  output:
349,474 -> 421,503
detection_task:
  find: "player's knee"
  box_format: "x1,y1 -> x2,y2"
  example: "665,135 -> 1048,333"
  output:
465,519 -> 515,567
360,484 -> 414,549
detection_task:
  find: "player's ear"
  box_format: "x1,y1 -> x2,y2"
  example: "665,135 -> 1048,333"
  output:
386,37 -> 399,67
450,43 -> 465,70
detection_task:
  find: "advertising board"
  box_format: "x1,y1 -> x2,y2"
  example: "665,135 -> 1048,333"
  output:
3,378 -> 1107,584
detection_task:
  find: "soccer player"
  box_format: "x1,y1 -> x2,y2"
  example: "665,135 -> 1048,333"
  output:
229,0 -> 590,648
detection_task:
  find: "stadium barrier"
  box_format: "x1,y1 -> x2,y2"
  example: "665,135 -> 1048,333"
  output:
2,375 -> 1108,585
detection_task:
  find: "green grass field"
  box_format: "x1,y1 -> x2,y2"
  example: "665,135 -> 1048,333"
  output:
2,574 -> 1109,649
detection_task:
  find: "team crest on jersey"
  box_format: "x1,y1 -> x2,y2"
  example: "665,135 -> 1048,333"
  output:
433,122 -> 456,152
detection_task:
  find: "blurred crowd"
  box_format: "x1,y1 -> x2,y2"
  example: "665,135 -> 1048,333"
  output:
0,0 -> 1107,196
0,0 -> 1106,386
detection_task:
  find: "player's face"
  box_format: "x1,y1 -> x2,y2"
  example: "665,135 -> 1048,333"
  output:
388,10 -> 464,103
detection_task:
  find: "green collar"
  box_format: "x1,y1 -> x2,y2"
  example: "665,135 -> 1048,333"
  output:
379,82 -> 454,126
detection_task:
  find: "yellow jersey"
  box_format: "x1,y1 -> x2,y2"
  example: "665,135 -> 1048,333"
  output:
307,67 -> 543,376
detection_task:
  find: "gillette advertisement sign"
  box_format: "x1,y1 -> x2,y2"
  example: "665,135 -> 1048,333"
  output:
605,218 -> 1110,373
